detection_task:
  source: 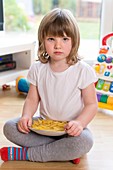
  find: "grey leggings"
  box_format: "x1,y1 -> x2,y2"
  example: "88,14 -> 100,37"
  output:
3,117 -> 93,162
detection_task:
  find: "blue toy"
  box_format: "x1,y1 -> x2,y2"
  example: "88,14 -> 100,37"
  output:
16,76 -> 30,94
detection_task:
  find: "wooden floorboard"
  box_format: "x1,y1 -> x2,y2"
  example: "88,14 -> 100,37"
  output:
0,86 -> 113,170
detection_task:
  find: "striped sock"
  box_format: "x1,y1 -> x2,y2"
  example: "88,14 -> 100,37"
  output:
0,147 -> 28,161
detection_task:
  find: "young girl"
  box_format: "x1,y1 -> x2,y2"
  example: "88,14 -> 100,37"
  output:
0,8 -> 98,163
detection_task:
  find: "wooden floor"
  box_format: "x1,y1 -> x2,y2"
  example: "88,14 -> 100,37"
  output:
0,85 -> 113,170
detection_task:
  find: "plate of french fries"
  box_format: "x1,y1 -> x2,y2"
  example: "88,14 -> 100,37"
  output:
29,119 -> 67,136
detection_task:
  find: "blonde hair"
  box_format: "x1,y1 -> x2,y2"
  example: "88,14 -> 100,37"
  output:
38,8 -> 80,65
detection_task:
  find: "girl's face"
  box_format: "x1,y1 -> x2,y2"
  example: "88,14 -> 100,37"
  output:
44,35 -> 72,63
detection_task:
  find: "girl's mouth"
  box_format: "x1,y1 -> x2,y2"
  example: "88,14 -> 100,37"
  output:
54,52 -> 63,55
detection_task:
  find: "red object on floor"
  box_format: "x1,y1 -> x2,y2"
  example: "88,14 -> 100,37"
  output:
72,158 -> 80,164
2,84 -> 11,91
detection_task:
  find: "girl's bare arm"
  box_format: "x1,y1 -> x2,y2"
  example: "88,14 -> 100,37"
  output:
65,83 -> 98,136
18,84 -> 40,133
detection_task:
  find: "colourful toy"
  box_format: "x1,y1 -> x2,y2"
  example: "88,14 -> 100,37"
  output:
102,81 -> 111,92
94,32 -> 113,110
16,76 -> 30,94
96,79 -> 104,90
96,93 -> 113,110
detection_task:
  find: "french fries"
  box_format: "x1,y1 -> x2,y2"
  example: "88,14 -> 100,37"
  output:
31,119 -> 67,131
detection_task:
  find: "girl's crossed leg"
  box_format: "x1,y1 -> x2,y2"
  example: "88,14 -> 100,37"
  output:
1,118 -> 93,162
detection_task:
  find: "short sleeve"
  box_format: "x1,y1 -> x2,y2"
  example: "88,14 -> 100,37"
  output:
27,62 -> 38,86
78,63 -> 98,89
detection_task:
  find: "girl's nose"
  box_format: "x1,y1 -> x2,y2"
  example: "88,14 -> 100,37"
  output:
54,40 -> 61,49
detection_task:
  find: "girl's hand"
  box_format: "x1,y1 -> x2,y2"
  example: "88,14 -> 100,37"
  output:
17,116 -> 32,134
65,120 -> 83,136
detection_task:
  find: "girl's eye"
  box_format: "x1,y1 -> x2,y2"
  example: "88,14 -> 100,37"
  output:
63,37 -> 69,41
47,38 -> 54,41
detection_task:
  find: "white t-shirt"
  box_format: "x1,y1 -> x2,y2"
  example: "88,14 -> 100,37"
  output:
27,60 -> 97,121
